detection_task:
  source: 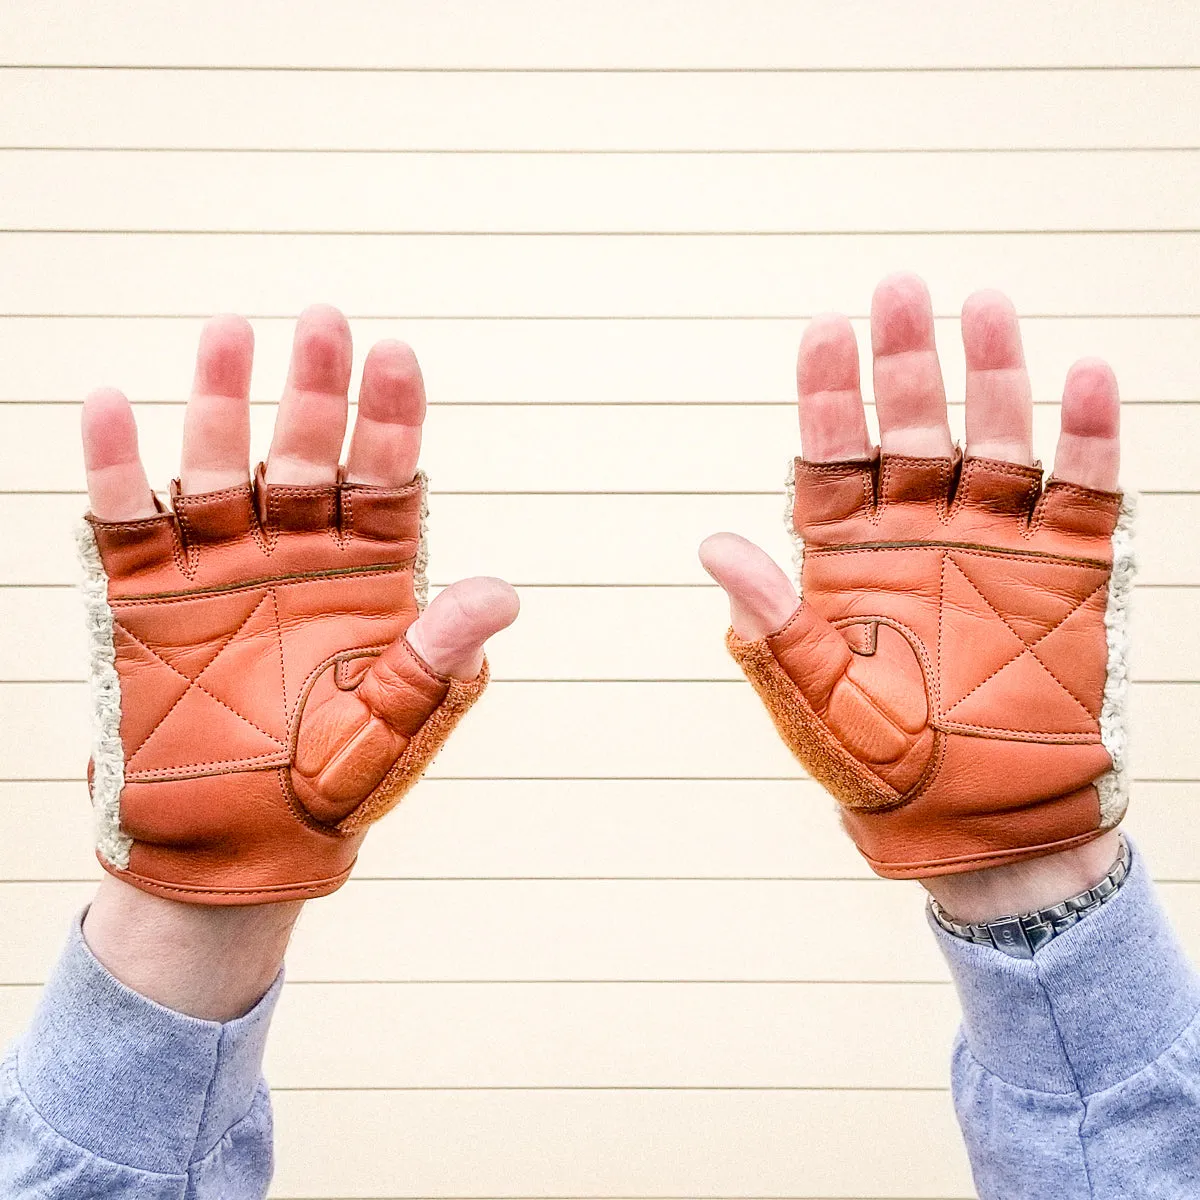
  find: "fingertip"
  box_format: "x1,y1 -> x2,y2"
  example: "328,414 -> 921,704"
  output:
797,312 -> 860,395
81,387 -> 138,471
203,312 -> 255,347
453,575 -> 521,635
698,532 -> 798,640
82,388 -> 157,519
195,313 -> 255,399
1062,357 -> 1121,437
1053,358 -> 1121,491
870,273 -> 935,354
297,302 -> 351,334
359,339 -> 427,424
290,304 -> 353,393
409,576 -> 520,680
698,531 -> 752,577
960,289 -> 1024,370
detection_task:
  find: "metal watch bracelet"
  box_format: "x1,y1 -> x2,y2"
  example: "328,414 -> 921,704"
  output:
928,834 -> 1131,960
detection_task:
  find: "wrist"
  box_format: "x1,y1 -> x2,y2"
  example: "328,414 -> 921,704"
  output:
82,874 -> 302,1021
921,830 -> 1123,924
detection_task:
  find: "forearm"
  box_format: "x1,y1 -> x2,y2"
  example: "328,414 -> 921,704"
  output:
930,839 -> 1200,1198
84,875 -> 302,1021
922,830 -> 1123,925
0,882 -> 293,1198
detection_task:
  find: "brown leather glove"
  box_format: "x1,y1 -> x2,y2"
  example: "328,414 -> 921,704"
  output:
728,452 -> 1134,879
78,466 -> 486,904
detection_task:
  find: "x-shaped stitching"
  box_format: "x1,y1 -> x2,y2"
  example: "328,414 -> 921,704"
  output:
941,554 -> 1108,723
117,591 -> 288,762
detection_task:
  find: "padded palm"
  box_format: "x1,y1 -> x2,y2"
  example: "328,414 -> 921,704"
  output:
82,468 -> 485,904
728,452 -> 1131,878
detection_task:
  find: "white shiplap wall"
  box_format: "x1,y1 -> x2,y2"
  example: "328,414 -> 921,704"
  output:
1,3 -> 1198,1197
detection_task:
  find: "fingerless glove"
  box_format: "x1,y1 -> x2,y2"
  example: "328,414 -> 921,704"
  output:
728,453 -> 1134,878
79,467 -> 485,904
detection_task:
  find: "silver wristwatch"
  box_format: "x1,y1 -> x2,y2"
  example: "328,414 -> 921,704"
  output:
928,835 -> 1131,960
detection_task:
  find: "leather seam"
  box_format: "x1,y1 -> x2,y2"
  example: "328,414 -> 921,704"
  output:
935,721 -> 1100,743
110,861 -> 353,897
276,763 -> 357,839
107,563 -> 412,605
940,561 -> 1106,724
865,828 -> 1106,875
807,543 -> 1109,569
118,594 -> 289,767
126,753 -> 289,779
269,586 -> 288,717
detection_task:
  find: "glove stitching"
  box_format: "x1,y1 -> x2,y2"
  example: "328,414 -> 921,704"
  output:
940,563 -> 1107,725
127,752 -> 290,780
806,541 -> 1110,569
948,458 -> 1041,526
106,562 -> 412,606
173,505 -> 203,578
110,858 -> 355,898
876,455 -> 956,522
86,514 -> 175,532
117,594 -> 289,767
831,613 -> 939,716
1029,481 -> 1122,537
168,520 -> 197,580
274,760 -> 362,839
936,547 -> 948,715
860,829 -> 1105,875
269,586 -> 288,716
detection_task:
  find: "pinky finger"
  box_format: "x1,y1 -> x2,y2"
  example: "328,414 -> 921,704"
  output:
81,388 -> 158,520
1051,358 -> 1121,493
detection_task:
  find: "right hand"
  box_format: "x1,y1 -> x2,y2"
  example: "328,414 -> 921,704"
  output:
81,306 -> 519,905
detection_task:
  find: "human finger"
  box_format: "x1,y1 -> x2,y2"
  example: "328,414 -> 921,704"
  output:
180,313 -> 255,494
1052,358 -> 1121,492
344,339 -> 425,487
870,273 -> 954,458
698,532 -> 799,640
797,313 -> 873,462
82,388 -> 157,520
405,576 -> 521,681
265,304 -> 352,486
961,289 -> 1034,466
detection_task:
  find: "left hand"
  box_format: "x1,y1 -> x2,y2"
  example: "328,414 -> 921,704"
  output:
700,274 -> 1125,908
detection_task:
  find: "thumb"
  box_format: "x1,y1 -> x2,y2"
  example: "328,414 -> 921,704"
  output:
406,576 -> 520,680
698,532 -> 799,639
701,531 -> 852,711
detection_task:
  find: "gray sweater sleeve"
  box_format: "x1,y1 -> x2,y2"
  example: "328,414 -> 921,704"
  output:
0,913 -> 281,1199
933,840 -> 1200,1198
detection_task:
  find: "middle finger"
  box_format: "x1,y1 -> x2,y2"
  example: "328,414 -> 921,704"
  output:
961,289 -> 1034,466
870,273 -> 954,458
265,304 -> 353,486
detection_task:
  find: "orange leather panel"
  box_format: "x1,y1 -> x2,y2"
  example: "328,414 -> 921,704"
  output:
87,467 -> 487,904
728,452 -> 1123,878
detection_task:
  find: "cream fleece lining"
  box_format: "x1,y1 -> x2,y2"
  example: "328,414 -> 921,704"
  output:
413,469 -> 430,611
1097,494 -> 1137,827
75,522 -> 132,869
784,460 -> 804,599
